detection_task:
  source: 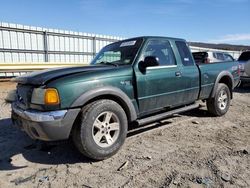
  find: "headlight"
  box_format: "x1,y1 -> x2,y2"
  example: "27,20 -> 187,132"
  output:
31,88 -> 60,105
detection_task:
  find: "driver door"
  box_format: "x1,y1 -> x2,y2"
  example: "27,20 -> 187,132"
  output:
135,39 -> 187,114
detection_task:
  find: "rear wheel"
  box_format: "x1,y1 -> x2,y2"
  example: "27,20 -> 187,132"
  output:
206,83 -> 231,116
72,99 -> 128,160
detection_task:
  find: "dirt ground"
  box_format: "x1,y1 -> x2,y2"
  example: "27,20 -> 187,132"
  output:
0,81 -> 249,188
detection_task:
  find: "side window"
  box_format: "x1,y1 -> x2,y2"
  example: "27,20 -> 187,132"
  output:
216,53 -> 225,61
143,40 -> 176,66
175,41 -> 194,66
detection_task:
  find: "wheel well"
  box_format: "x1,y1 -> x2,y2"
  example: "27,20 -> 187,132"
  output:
218,76 -> 233,98
70,94 -> 133,137
84,94 -> 133,123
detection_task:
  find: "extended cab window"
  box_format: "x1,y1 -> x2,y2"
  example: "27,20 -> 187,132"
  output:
175,41 -> 194,66
142,40 -> 176,66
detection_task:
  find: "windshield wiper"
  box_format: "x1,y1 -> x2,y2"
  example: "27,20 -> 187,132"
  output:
99,61 -> 118,67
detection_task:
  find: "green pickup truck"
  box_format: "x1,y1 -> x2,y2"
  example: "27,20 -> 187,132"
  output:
10,36 -> 240,160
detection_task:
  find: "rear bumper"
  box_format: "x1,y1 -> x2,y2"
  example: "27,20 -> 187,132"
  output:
11,104 -> 81,141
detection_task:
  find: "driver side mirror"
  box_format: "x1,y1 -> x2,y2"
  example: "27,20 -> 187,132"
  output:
138,56 -> 159,72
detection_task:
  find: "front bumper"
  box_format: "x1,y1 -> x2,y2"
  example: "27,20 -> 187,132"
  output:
11,104 -> 81,141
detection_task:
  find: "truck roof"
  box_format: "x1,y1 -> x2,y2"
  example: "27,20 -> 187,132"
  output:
120,36 -> 186,42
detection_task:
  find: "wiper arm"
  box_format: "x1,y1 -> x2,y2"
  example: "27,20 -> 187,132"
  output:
99,61 -> 118,67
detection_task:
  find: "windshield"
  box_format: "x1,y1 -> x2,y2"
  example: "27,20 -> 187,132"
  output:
91,38 -> 143,66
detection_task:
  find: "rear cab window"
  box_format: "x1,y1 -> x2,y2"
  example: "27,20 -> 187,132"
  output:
175,41 -> 194,66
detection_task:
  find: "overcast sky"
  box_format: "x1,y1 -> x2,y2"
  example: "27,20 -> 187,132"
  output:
0,0 -> 250,45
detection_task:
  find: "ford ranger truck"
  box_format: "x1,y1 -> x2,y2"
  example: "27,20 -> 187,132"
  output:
10,37 -> 240,160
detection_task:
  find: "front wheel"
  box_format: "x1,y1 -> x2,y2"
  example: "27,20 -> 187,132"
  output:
206,83 -> 231,116
72,99 -> 128,160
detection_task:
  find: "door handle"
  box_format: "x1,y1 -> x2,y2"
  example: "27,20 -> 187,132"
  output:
175,71 -> 182,77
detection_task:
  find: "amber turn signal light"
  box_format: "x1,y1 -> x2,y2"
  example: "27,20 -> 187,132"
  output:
44,88 -> 60,105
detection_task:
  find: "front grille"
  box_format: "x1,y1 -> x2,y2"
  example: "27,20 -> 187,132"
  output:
16,84 -> 33,110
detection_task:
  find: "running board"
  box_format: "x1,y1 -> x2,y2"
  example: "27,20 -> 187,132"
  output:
137,103 -> 200,126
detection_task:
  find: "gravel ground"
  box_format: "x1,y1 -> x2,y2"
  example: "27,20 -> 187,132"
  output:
0,82 -> 249,188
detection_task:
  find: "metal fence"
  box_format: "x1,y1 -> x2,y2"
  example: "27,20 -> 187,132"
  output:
0,22 -> 242,64
0,22 -> 243,78
0,22 -> 123,64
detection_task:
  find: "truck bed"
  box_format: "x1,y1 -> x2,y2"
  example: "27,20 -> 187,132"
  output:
197,61 -> 239,100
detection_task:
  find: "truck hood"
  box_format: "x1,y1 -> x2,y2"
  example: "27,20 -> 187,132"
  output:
13,65 -> 116,86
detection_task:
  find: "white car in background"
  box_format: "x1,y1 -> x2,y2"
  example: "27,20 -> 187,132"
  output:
238,51 -> 250,86
192,51 -> 234,64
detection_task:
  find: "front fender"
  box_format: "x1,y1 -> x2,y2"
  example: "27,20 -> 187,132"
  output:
70,86 -> 138,122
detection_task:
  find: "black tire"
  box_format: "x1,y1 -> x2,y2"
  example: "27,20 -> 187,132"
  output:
206,83 -> 231,116
72,99 -> 128,160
